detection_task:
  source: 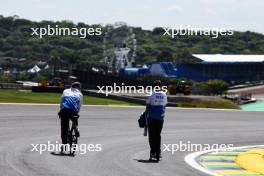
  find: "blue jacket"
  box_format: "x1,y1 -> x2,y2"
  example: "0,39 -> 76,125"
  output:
60,88 -> 83,113
146,91 -> 167,120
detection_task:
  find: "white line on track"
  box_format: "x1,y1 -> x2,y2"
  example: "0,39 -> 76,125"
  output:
1,102 -> 263,112
184,145 -> 264,176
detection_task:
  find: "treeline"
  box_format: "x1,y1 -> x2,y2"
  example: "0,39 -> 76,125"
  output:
1,15 -> 264,70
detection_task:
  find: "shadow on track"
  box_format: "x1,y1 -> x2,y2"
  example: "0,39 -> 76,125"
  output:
50,152 -> 75,157
134,159 -> 159,163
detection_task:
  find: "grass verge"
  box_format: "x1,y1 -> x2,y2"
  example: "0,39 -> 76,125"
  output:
0,89 -> 239,109
0,89 -> 140,106
177,98 -> 240,109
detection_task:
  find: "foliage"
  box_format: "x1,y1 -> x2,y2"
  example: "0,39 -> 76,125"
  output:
177,98 -> 239,109
207,79 -> 229,95
0,15 -> 264,70
0,74 -> 15,83
193,82 -> 209,95
193,80 -> 228,95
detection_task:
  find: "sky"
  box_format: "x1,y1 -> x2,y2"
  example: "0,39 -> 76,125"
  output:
1,0 -> 264,33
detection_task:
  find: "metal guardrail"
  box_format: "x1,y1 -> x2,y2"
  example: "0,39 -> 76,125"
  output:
229,83 -> 264,90
0,83 -> 31,89
82,90 -> 178,107
223,92 -> 254,105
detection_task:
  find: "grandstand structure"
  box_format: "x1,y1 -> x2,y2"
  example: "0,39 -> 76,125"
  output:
176,54 -> 264,82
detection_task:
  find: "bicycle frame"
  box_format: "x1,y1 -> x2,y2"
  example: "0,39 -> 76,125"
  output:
67,116 -> 79,155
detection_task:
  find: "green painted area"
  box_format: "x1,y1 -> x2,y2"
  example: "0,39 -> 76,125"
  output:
241,98 -> 264,111
200,156 -> 236,160
206,165 -> 241,169
198,149 -> 264,176
207,152 -> 240,156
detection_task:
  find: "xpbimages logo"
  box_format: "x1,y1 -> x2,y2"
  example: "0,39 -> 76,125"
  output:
163,26 -> 234,39
97,83 -> 168,96
163,141 -> 234,154
31,25 -> 102,38
31,141 -> 102,155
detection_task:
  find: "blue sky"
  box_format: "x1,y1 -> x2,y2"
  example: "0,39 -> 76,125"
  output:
1,0 -> 264,33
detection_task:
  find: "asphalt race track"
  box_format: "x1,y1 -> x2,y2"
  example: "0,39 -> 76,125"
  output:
0,104 -> 264,176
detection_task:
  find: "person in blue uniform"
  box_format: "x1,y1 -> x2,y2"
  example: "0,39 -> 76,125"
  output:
146,80 -> 167,161
59,82 -> 83,147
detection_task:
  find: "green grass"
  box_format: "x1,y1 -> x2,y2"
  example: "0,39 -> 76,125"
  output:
0,89 -> 140,106
177,98 -> 240,109
0,89 -> 239,109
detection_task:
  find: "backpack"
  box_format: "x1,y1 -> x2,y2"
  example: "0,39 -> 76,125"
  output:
138,111 -> 147,128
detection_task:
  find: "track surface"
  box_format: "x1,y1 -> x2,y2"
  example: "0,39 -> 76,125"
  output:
0,105 -> 264,176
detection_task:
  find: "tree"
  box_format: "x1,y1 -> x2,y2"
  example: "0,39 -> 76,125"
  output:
152,27 -> 164,35
207,80 -> 228,95
0,15 -> 264,69
156,51 -> 173,62
175,48 -> 193,63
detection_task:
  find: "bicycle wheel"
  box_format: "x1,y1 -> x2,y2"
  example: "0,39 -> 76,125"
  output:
69,125 -> 78,155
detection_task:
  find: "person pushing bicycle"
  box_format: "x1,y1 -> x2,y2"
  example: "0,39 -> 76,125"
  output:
58,82 -> 83,152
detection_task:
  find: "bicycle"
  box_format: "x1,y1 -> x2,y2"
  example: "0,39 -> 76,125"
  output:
67,114 -> 79,155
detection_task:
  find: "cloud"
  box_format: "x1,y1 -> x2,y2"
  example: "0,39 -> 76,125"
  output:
202,8 -> 217,16
165,5 -> 182,12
